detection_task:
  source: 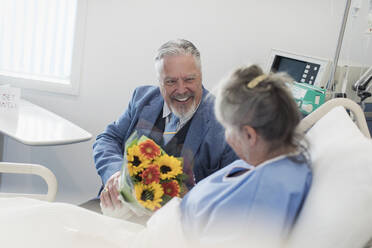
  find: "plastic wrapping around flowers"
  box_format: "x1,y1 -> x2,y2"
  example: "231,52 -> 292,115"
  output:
119,131 -> 187,216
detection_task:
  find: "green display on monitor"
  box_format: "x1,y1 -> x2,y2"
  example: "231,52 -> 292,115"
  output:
287,81 -> 326,115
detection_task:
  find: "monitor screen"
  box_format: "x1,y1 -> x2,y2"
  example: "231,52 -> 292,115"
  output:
271,56 -> 321,85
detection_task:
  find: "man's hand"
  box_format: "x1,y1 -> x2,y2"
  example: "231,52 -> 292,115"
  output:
100,171 -> 122,209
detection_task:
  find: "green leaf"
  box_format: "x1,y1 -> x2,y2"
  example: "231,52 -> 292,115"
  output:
176,173 -> 188,182
162,194 -> 172,204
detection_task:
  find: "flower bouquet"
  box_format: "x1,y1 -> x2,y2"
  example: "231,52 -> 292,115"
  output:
119,131 -> 187,216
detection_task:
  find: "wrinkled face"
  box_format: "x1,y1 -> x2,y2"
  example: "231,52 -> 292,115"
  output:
158,54 -> 203,119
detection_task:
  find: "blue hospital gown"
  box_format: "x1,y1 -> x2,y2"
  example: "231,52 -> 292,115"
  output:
180,154 -> 312,244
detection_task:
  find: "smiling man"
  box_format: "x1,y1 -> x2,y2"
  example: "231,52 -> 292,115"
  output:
92,39 -> 237,212
160,55 -> 202,118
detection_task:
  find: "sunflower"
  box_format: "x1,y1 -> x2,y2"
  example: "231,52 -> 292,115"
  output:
154,154 -> 182,180
135,182 -> 164,211
127,145 -> 149,176
138,139 -> 161,160
141,164 -> 160,184
161,180 -> 180,197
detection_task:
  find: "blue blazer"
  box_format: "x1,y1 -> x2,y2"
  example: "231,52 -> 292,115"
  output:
93,85 -> 237,187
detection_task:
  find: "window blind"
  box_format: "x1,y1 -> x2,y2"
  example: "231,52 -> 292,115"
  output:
0,0 -> 77,84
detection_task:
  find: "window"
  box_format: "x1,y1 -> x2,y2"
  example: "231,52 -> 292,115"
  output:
0,0 -> 87,95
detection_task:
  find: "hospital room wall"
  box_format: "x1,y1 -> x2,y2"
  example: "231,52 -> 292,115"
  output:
1,0 -> 371,204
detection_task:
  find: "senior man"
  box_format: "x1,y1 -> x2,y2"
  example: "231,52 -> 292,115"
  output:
93,39 -> 237,211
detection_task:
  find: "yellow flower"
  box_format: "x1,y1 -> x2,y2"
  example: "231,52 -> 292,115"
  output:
127,145 -> 149,176
135,182 -> 164,211
154,154 -> 182,180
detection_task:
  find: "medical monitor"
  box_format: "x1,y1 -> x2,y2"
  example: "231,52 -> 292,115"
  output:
267,49 -> 331,88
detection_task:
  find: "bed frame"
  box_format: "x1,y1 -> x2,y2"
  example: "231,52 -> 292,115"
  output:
297,98 -> 371,138
0,162 -> 57,202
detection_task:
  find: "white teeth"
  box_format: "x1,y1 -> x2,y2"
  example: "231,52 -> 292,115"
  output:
176,97 -> 189,102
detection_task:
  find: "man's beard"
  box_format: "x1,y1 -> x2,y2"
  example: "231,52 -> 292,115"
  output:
170,97 -> 197,120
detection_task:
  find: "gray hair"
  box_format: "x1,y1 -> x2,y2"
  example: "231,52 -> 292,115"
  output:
215,64 -> 302,151
154,39 -> 201,79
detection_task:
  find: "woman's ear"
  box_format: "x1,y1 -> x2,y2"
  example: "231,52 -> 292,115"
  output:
242,125 -> 257,146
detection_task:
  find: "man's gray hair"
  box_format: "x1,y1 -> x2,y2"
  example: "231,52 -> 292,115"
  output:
154,39 -> 201,78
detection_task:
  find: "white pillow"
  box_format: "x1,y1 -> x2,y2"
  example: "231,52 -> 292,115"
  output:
287,106 -> 372,248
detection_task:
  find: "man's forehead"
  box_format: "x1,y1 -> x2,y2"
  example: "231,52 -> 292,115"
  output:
163,73 -> 198,79
162,54 -> 198,66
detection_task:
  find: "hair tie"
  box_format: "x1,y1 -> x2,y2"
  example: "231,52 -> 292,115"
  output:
247,75 -> 267,89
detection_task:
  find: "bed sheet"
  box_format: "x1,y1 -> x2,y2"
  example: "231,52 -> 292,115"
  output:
0,197 -> 185,248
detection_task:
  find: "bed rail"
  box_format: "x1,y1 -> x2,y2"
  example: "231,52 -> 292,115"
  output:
0,162 -> 57,202
297,98 -> 371,138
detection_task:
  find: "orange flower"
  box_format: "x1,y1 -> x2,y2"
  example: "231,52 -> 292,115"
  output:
139,139 -> 161,160
141,164 -> 160,184
161,181 -> 180,197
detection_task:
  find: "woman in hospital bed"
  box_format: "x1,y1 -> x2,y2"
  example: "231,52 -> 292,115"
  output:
181,64 -> 312,247
0,65 -> 312,248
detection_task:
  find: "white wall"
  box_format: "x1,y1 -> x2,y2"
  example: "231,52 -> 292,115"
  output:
2,0 -> 371,204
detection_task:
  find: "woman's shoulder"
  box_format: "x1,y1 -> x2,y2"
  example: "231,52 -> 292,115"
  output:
259,154 -> 311,172
258,154 -> 312,191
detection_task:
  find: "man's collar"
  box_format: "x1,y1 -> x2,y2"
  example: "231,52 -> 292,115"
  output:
162,102 -> 172,118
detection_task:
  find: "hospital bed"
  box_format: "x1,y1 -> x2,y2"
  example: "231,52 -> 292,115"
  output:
288,98 -> 372,248
0,162 -> 57,202
1,98 -> 372,248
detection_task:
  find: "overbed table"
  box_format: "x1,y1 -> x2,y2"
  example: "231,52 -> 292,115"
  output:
0,99 -> 92,150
